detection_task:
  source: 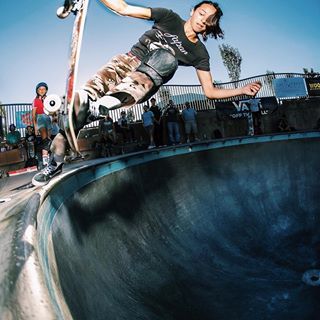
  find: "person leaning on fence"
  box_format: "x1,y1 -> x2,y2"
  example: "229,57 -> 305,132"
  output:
142,105 -> 156,149
32,0 -> 261,186
181,101 -> 199,143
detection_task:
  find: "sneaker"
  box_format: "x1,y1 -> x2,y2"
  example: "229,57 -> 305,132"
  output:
97,96 -> 122,114
148,144 -> 156,149
32,159 -> 63,186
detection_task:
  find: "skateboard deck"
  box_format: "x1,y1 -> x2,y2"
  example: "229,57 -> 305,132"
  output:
57,0 -> 90,154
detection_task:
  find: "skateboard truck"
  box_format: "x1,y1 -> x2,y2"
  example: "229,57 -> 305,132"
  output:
57,0 -> 83,19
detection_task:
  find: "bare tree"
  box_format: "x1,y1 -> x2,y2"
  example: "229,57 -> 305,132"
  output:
219,44 -> 242,85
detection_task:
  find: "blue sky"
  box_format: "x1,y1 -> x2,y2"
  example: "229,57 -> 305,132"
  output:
0,0 -> 319,103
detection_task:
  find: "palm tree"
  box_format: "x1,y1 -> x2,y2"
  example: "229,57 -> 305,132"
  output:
303,68 -> 319,78
264,70 -> 276,96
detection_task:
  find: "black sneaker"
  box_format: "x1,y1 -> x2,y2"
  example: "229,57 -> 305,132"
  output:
32,160 -> 63,186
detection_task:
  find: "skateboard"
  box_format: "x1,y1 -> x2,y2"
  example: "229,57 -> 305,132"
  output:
57,0 -> 90,154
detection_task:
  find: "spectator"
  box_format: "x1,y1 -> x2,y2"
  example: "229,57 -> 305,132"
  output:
98,112 -> 116,157
164,100 -> 180,145
117,110 -> 135,143
248,98 -> 262,135
142,105 -> 156,149
99,112 -> 116,142
25,125 -> 36,146
277,114 -> 296,132
126,110 -> 135,123
5,123 -> 21,149
149,97 -> 163,147
25,125 -> 37,167
181,101 -> 199,143
32,82 -> 52,165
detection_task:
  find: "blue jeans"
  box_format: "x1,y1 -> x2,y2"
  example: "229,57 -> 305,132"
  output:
167,121 -> 180,144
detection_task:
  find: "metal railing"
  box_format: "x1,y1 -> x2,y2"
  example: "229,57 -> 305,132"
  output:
0,73 -> 312,136
213,72 -> 310,101
0,103 -> 33,138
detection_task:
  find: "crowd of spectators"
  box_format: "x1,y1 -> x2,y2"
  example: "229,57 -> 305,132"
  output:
1,90 -> 319,168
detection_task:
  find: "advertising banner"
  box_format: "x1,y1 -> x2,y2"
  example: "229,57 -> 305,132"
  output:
305,78 -> 320,97
272,78 -> 307,98
216,97 -> 278,120
15,110 -> 32,129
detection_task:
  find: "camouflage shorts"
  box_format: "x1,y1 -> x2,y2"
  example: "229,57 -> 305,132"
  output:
83,53 -> 153,107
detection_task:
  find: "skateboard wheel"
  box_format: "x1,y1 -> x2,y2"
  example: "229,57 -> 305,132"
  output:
57,6 -> 71,19
44,94 -> 62,115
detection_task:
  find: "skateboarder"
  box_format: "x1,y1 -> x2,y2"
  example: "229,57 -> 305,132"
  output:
32,0 -> 261,186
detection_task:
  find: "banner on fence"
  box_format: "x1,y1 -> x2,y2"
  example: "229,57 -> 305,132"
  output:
305,78 -> 320,97
15,110 -> 32,129
272,78 -> 307,98
216,97 -> 278,120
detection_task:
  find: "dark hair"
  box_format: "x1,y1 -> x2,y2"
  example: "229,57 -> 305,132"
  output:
194,1 -> 224,41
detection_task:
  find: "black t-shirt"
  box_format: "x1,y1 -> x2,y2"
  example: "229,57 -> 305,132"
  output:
25,132 -> 36,143
118,117 -> 129,128
131,8 -> 210,71
100,117 -> 114,133
150,105 -> 161,121
165,106 -> 179,122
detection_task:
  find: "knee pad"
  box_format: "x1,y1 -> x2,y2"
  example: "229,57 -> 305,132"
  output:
136,48 -> 178,102
137,48 -> 178,87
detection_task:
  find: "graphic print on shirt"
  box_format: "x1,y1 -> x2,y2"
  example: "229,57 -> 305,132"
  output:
145,30 -> 188,56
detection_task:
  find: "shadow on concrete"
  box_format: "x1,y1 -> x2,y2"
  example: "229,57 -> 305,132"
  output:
48,135 -> 320,320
